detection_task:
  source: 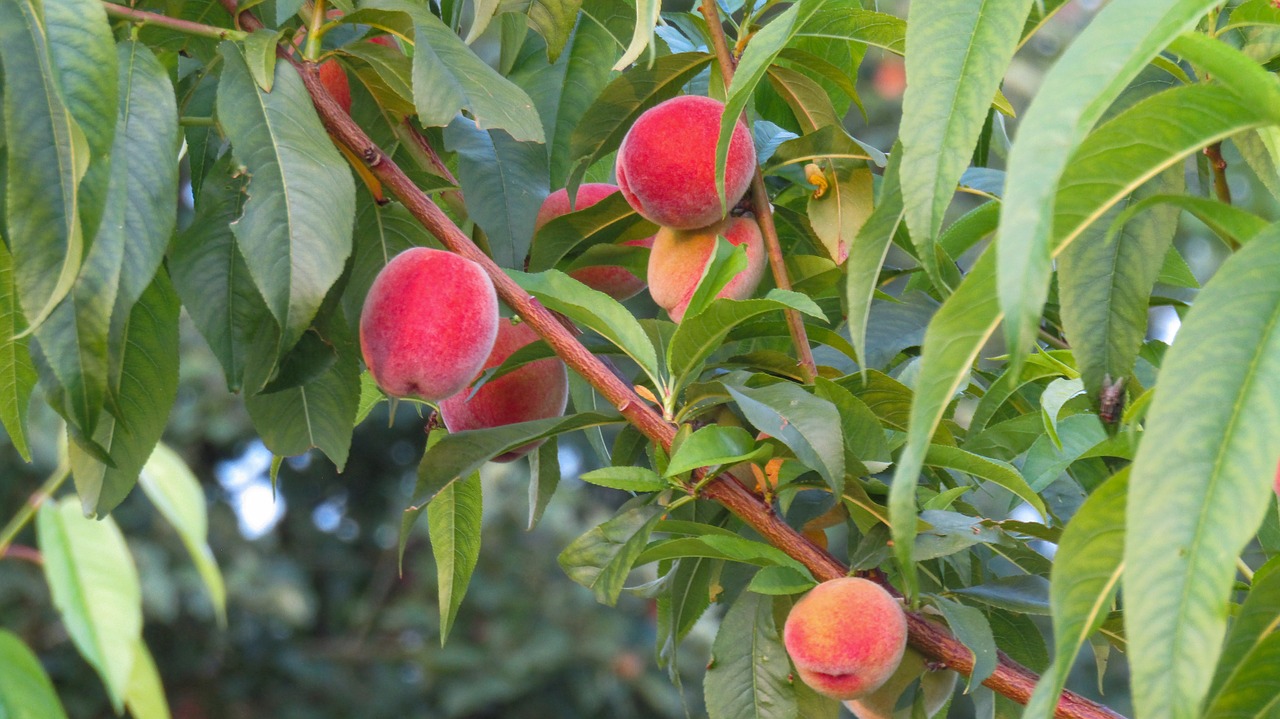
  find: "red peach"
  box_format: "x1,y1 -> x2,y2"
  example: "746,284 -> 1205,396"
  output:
783,577 -> 908,701
615,96 -> 756,229
648,214 -> 766,323
318,59 -> 351,114
535,184 -> 654,301
439,318 -> 569,462
359,248 -> 498,402
843,649 -> 956,718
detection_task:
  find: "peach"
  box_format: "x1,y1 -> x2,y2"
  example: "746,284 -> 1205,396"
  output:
535,184 -> 654,301
783,577 -> 908,700
318,60 -> 351,113
648,214 -> 766,322
439,318 -> 569,462
843,649 -> 956,718
615,96 -> 756,229
359,248 -> 498,402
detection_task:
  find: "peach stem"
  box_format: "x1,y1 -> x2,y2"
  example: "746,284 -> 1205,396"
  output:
206,2 -> 1123,716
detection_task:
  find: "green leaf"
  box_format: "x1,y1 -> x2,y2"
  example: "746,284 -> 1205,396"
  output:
924,444 -> 1045,518
0,0 -> 88,342
37,39 -> 180,444
681,237 -> 750,322
951,575 -> 1051,615
1021,413 -> 1109,492
931,595 -> 997,690
611,0 -> 658,70
578,465 -> 667,492
807,163 -> 874,265
168,155 -> 272,392
411,412 -> 622,509
765,64 -> 841,133
765,124 -> 883,173
242,29 -> 282,91
637,535 -> 810,572
138,443 -> 227,625
66,274 -> 179,516
723,378 -> 844,493
429,470 -> 482,643
360,0 -> 544,141
1059,168 -> 1184,398
845,141 -> 904,370
668,291 -> 826,395
704,591 -> 796,719
37,498 -> 142,712
1023,469 -> 1126,719
527,436 -> 560,529
716,0 -> 826,203
343,41 -> 416,115
216,42 -> 354,354
666,425 -> 770,477
443,118 -> 548,270
900,0 -> 1032,253
507,269 -> 660,383
124,640 -> 171,719
527,191 -> 652,272
747,565 -> 817,595
1124,228 -> 1280,719
995,0 -> 1233,372
0,244 -> 36,461
558,502 -> 662,605
43,0 -> 116,243
890,247 -> 998,598
1224,0 -> 1280,32
243,311 -> 361,470
1202,556 -> 1280,718
657,555 -> 718,665
0,630 -> 68,719
528,0 -> 583,62
566,52 -> 713,188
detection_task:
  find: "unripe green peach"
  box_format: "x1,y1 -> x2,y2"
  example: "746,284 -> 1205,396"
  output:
359,248 -> 499,402
648,214 -> 765,323
783,577 -> 908,700
534,184 -> 654,301
615,96 -> 756,229
438,318 -> 569,462
842,649 -> 956,719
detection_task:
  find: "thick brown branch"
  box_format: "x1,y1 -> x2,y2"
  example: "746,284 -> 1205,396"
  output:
1204,141 -> 1232,206
212,3 -> 1122,717
699,0 -> 818,384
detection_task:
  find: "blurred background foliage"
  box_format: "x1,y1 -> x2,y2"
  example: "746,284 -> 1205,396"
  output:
5,0 -> 1278,716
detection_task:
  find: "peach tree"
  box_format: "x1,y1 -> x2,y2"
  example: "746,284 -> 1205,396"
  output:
0,0 -> 1279,717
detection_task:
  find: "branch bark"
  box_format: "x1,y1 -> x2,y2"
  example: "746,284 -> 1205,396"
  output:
201,3 -> 1123,716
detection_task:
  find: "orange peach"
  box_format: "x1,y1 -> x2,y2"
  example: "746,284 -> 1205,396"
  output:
359,248 -> 498,402
535,184 -> 654,301
615,96 -> 756,229
648,214 -> 766,322
783,577 -> 908,700
438,318 -> 569,462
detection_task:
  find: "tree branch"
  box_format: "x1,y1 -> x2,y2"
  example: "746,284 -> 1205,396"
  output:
1204,141 -> 1232,206
698,0 -> 818,385
103,2 -> 247,41
209,3 -> 1123,716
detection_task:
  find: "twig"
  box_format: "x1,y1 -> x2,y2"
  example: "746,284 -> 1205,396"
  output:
0,464 -> 71,557
1204,142 -> 1232,205
394,119 -> 467,217
698,0 -> 818,384
1039,328 -> 1070,350
103,3 -> 247,41
211,3 -> 1124,716
1,545 -> 43,566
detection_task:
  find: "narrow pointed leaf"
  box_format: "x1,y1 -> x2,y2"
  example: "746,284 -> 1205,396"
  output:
37,498 -> 142,712
1124,228 -> 1280,719
0,630 -> 69,719
0,245 -> 36,460
996,0 -> 1219,371
724,378 -> 844,493
1023,470 -> 1127,719
1202,556 -> 1280,718
216,42 -> 354,354
558,503 -> 662,605
845,142 -> 904,370
429,471 -> 482,643
704,591 -> 796,719
124,640 -> 171,719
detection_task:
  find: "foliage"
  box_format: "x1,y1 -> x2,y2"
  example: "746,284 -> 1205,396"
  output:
1,0 -> 1280,717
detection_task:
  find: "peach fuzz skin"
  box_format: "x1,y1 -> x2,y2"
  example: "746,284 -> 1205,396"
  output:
534,184 -> 654,301
359,248 -> 499,402
439,319 -> 569,462
648,214 -> 766,323
783,577 -> 909,701
615,96 -> 756,230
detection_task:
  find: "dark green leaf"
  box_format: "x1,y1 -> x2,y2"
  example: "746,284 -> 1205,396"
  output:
527,436 -> 560,529
723,378 -> 844,493
666,425 -> 769,477
952,575 -> 1051,615
0,244 -> 36,461
528,0 -> 583,62
845,141 -> 904,370
931,595 -> 997,690
704,591 -> 796,719
429,470 -> 482,643
558,503 -> 662,605
924,444 -> 1045,518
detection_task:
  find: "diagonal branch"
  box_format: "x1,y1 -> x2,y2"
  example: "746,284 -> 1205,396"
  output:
197,3 -> 1121,717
